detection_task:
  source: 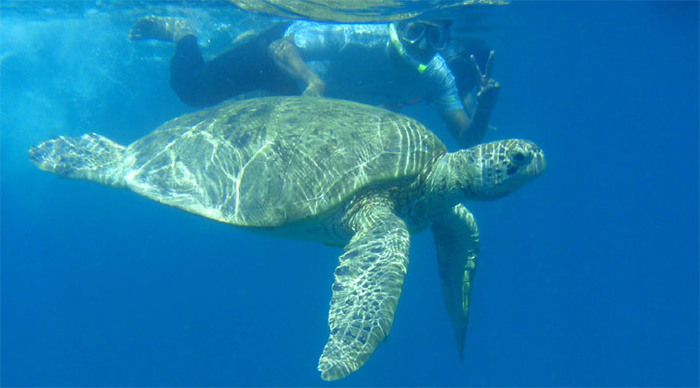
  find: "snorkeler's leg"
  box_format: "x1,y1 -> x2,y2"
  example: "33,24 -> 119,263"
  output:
269,36 -> 325,97
202,21 -> 299,98
171,33 -> 282,107
169,34 -> 220,107
131,17 -> 297,107
171,22 -> 299,107
170,34 -> 269,107
128,16 -> 211,106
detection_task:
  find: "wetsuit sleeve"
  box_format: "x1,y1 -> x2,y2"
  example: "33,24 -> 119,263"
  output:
424,55 -> 464,112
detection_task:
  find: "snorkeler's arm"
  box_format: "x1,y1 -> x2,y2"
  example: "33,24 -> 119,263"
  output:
440,89 -> 496,149
441,51 -> 500,148
440,108 -> 485,149
269,36 -> 325,97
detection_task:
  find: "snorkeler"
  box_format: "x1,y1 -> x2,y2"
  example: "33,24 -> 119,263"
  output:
269,20 -> 499,148
130,17 -> 499,148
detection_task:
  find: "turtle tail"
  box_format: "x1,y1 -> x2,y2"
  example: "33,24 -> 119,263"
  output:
29,133 -> 127,188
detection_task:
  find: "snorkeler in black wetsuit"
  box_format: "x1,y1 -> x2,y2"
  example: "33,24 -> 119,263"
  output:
129,16 -> 299,108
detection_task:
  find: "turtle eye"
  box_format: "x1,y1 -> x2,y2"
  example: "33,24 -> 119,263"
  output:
507,148 -> 532,166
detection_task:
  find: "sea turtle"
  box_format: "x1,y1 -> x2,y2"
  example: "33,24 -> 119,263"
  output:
29,96 -> 545,380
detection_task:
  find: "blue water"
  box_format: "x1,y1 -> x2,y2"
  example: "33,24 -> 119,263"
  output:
1,1 -> 698,386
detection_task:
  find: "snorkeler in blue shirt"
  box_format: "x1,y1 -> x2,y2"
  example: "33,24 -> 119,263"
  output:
270,20 -> 499,148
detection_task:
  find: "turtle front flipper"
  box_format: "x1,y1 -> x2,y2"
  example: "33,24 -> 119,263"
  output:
318,198 -> 410,381
431,204 -> 479,359
29,133 -> 127,187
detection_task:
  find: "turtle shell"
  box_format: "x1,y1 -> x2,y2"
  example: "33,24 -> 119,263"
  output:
121,97 -> 446,227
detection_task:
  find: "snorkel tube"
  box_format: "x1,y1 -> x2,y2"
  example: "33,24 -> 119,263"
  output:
389,23 -> 428,74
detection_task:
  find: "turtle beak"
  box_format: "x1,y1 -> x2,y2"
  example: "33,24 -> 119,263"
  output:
529,146 -> 547,176
514,143 -> 546,181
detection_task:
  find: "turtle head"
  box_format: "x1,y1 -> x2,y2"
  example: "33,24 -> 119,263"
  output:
460,139 -> 546,200
428,139 -> 546,203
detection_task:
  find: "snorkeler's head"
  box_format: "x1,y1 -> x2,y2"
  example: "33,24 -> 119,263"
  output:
395,20 -> 451,62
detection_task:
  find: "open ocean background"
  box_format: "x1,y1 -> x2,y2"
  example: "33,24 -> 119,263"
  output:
1,1 -> 698,386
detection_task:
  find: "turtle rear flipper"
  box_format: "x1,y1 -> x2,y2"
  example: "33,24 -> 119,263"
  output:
29,133 -> 127,187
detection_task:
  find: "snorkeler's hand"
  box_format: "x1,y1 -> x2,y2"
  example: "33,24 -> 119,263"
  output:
303,78 -> 326,97
470,51 -> 500,110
